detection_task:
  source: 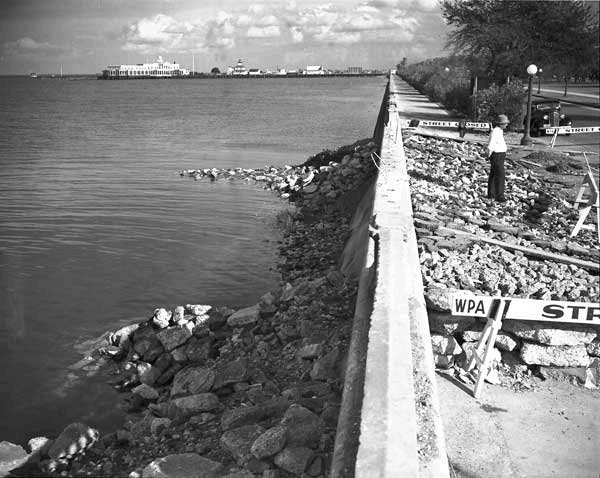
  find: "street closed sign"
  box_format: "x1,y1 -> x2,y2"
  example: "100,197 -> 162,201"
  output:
546,126 -> 600,134
451,294 -> 600,324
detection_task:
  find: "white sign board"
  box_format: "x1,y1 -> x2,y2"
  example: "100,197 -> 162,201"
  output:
546,126 -> 600,135
464,122 -> 492,130
451,294 -> 600,324
414,120 -> 491,130
418,120 -> 459,128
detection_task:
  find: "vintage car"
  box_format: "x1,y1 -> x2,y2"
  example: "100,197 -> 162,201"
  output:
525,100 -> 572,136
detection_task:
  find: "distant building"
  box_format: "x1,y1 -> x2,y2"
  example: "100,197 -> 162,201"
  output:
232,59 -> 248,76
100,56 -> 189,79
277,68 -> 287,75
305,65 -> 325,75
347,66 -> 363,74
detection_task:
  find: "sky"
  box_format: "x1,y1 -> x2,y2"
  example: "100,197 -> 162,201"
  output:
0,0 -> 450,75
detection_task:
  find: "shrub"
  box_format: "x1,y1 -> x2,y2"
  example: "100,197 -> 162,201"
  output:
475,80 -> 527,130
398,57 -> 528,126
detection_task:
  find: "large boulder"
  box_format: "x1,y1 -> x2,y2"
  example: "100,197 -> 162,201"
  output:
170,367 -> 215,398
250,425 -> 287,459
167,393 -> 220,418
184,336 -> 212,363
280,405 -> 322,448
137,362 -> 162,386
0,441 -> 29,476
220,424 -> 265,465
430,334 -> 462,355
152,308 -> 172,329
503,321 -> 597,346
425,286 -> 464,312
274,446 -> 315,475
47,422 -> 98,460
157,324 -> 193,352
227,305 -> 260,327
520,343 -> 590,367
142,453 -> 222,478
221,397 -> 291,431
132,383 -> 159,401
213,358 -> 250,389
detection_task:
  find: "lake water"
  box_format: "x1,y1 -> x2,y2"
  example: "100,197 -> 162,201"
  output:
0,75 -> 386,444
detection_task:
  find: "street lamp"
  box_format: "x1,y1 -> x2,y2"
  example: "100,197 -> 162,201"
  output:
521,63 -> 538,146
537,68 -> 543,94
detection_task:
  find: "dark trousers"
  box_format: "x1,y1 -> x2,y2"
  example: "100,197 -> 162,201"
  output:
487,152 -> 506,201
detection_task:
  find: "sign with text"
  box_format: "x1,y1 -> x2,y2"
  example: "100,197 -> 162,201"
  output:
409,119 -> 491,130
546,126 -> 600,135
451,294 -> 600,324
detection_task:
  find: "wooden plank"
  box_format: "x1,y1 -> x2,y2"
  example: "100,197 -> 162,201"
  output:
437,226 -> 600,272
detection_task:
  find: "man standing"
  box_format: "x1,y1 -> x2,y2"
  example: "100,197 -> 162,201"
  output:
487,114 -> 509,202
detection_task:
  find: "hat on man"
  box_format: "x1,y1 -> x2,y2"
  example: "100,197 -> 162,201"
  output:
494,114 -> 510,125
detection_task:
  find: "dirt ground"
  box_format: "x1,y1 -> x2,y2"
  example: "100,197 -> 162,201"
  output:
437,372 -> 600,478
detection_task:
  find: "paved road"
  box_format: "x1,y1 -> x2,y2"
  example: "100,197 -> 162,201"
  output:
531,90 -> 600,158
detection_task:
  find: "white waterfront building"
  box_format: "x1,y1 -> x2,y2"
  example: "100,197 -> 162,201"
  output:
231,59 -> 248,76
100,56 -> 190,79
304,65 -> 325,75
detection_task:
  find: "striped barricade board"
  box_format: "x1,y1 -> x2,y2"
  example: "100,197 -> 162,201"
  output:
450,294 -> 600,398
408,119 -> 491,130
451,294 -> 600,324
546,125 -> 600,135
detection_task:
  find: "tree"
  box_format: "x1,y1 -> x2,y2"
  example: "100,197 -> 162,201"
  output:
211,67 -> 221,75
440,0 -> 598,89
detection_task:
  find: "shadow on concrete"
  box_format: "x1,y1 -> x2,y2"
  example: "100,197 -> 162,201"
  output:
448,461 -> 485,478
435,371 -> 474,396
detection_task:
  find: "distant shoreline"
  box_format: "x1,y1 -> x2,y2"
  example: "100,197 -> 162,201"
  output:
2,73 -> 388,80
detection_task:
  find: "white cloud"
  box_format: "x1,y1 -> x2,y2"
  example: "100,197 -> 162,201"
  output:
364,0 -> 440,11
122,14 -> 193,52
246,25 -> 281,38
313,27 -> 361,44
110,0 -> 445,66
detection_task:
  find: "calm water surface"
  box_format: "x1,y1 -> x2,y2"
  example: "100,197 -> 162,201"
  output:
0,76 -> 385,444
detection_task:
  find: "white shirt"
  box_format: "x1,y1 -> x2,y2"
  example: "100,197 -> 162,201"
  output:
487,126 -> 507,156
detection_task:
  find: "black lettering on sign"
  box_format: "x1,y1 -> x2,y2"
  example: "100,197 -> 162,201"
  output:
542,304 -> 563,319
566,305 -> 586,320
587,307 -> 600,322
454,298 -> 486,315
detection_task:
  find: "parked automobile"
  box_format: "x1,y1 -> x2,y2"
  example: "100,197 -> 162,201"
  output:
524,100 -> 572,136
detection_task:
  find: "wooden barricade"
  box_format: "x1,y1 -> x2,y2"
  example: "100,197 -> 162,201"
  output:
452,294 -> 600,398
570,163 -> 599,242
465,299 -> 511,399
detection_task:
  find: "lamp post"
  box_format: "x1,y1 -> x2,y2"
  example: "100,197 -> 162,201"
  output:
537,68 -> 543,94
521,64 -> 538,146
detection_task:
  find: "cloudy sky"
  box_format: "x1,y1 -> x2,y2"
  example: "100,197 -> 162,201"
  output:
0,0 -> 449,75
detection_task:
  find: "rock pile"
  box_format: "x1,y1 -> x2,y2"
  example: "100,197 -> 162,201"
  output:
180,140 -> 378,203
4,139 -> 377,478
403,134 -> 600,388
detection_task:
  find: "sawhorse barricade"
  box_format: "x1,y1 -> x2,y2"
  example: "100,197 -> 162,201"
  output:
451,294 -> 600,398
570,154 -> 600,242
465,299 -> 510,398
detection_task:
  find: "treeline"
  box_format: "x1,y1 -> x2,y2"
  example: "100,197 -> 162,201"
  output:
397,56 -> 527,130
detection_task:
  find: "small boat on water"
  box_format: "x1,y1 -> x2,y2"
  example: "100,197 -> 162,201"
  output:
30,72 -> 38,78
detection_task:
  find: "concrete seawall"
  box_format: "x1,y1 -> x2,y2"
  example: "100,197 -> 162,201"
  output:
332,75 -> 449,477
